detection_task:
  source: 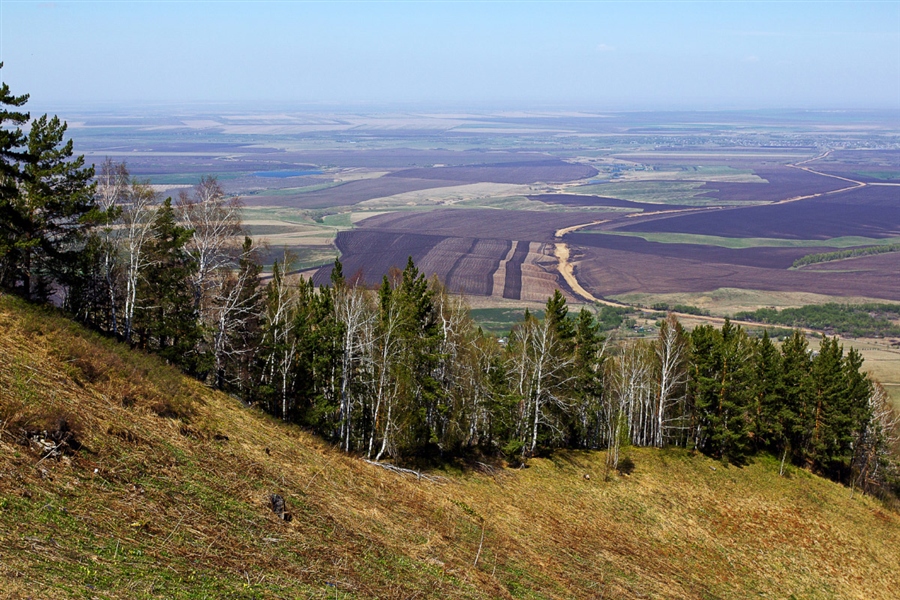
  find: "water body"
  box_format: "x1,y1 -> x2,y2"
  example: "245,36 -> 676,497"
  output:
254,170 -> 323,178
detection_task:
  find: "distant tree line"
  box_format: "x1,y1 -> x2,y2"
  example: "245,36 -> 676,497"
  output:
793,244 -> 900,269
1,71 -> 898,498
735,304 -> 900,338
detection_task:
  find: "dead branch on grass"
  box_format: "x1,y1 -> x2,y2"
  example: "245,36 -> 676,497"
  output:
362,459 -> 447,483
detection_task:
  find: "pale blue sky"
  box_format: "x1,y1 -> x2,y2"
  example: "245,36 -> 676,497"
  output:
2,1 -> 899,110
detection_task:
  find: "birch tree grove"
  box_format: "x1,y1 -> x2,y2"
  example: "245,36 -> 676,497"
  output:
333,279 -> 376,452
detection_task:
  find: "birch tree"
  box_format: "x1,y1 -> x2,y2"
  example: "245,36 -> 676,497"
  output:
851,382 -> 900,496
92,159 -> 129,334
260,257 -> 299,420
507,311 -> 574,457
654,313 -> 688,447
120,180 -> 157,343
209,236 -> 262,390
177,177 -> 243,316
333,277 -> 376,452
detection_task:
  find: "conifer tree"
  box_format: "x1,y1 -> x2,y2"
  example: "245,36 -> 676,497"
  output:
810,336 -> 845,473
689,320 -> 752,462
780,330 -> 813,465
0,64 -> 30,285
0,111 -> 95,299
751,331 -> 784,454
571,308 -> 605,447
135,197 -> 202,373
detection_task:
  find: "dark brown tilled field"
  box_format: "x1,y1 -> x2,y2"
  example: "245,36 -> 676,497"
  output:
386,159 -> 597,184
446,239 -> 511,296
315,230 -> 442,286
526,194 -> 693,212
357,209 -> 607,241
796,251 -> 900,275
696,166 -> 851,202
616,187 -> 900,240
574,246 -> 900,300
503,242 -> 531,300
567,233 -> 832,269
313,230 -> 511,295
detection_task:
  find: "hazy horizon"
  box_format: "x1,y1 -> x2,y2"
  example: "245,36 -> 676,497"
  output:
3,1 -> 899,113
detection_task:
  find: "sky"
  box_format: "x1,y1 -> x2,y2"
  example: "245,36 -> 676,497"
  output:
2,1 -> 899,111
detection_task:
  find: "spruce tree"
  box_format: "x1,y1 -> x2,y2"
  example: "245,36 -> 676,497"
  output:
571,308 -> 604,447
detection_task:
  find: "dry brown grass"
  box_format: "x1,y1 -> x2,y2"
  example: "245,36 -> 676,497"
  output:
1,295 -> 898,599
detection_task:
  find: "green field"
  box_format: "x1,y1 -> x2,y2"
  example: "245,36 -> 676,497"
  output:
568,181 -> 717,204
856,171 -> 900,180
469,307 -> 544,335
616,165 -> 766,183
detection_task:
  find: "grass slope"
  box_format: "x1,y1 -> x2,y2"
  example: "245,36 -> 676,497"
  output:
1,296 -> 899,599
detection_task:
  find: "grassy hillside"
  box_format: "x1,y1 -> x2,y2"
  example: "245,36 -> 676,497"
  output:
1,295 -> 898,599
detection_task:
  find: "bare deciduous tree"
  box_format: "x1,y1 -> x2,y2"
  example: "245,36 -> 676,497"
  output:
177,176 -> 243,316
93,158 -> 130,335
655,313 -> 688,447
120,181 -> 158,343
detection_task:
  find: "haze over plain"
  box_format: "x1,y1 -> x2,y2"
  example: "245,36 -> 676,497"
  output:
3,1 -> 899,111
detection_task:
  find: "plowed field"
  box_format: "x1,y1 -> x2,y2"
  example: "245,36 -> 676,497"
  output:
387,160 -> 597,184
616,186 -> 900,240
357,209 -> 606,241
572,245 -> 900,301
567,233 -> 830,269
696,166 -> 853,202
527,194 -> 694,212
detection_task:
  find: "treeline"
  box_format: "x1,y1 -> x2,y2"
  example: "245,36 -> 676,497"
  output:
651,302 -> 710,316
1,73 -> 898,497
793,243 -> 900,268
735,303 -> 900,338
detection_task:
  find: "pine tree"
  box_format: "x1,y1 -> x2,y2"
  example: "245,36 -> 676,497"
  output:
0,97 -> 96,299
780,330 -> 813,465
571,308 -> 605,447
0,64 -> 29,256
689,320 -> 752,463
545,289 -> 575,343
809,336 -> 845,474
135,198 -> 203,373
751,331 -> 784,453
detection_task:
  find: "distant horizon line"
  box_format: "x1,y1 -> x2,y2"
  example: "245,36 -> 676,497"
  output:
19,102 -> 900,117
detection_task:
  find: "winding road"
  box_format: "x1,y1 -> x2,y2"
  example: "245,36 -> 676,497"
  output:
551,151 -> 872,334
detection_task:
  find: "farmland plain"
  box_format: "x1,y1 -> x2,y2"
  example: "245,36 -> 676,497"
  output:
67,109 -> 899,310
